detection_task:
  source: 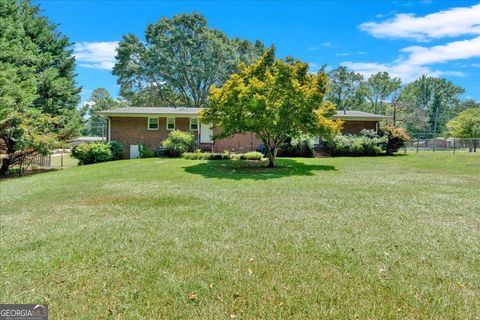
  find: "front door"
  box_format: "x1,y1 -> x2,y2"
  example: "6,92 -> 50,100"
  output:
130,145 -> 140,159
200,123 -> 213,143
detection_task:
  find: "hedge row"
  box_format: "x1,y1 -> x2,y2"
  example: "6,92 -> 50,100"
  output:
183,151 -> 263,161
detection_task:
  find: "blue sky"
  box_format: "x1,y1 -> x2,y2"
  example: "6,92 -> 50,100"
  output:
37,0 -> 480,104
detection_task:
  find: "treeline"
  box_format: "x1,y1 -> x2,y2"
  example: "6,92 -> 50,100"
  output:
324,66 -> 478,137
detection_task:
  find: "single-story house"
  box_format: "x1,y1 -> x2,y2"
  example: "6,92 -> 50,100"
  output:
98,107 -> 390,159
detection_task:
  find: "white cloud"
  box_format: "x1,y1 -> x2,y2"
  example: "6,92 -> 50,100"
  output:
402,36 -> 480,65
342,60 -> 439,82
472,63 -> 480,68
346,4 -> 479,82
336,53 -> 349,57
309,42 -> 332,50
74,41 -> 119,70
360,4 -> 480,41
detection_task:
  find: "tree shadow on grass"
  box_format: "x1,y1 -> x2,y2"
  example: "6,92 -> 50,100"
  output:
182,159 -> 336,180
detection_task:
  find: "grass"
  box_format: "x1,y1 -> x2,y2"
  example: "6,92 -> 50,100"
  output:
1,153 -> 479,319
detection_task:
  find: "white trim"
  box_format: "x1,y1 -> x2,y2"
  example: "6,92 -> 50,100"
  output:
107,117 -> 111,141
190,117 -> 198,131
167,117 -> 175,130
147,117 -> 159,130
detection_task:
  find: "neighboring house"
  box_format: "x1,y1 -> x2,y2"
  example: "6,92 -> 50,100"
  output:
99,107 -> 389,158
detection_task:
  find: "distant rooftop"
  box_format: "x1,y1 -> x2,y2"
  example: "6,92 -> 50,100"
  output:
99,107 -> 390,120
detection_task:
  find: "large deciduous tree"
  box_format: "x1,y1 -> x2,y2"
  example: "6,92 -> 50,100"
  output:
364,72 -> 401,115
113,13 -> 265,108
81,88 -> 124,136
0,0 -> 81,176
202,48 -> 342,168
446,108 -> 480,152
326,66 -> 365,111
400,75 -> 464,137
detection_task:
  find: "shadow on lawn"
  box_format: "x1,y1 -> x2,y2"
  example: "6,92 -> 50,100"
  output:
183,159 -> 336,180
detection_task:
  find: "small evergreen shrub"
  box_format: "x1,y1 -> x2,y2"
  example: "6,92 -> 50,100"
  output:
71,142 -> 113,165
109,141 -> 124,160
162,130 -> 195,156
139,144 -> 156,158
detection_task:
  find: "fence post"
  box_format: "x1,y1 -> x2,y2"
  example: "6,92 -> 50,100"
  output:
453,138 -> 456,155
61,151 -> 64,168
416,136 -> 419,154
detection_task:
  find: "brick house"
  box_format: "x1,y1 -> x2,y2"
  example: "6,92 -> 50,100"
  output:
99,107 -> 389,158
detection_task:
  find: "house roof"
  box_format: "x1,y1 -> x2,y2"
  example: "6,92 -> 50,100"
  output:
98,107 -> 202,116
99,107 -> 390,121
332,110 -> 391,120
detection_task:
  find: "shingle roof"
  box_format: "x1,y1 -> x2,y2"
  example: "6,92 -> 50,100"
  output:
99,107 -> 390,120
332,110 -> 391,119
98,107 -> 203,115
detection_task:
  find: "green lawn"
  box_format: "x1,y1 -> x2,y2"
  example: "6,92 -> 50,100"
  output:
1,153 -> 479,319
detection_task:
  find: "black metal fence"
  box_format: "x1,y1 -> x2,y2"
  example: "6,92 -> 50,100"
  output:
406,138 -> 479,153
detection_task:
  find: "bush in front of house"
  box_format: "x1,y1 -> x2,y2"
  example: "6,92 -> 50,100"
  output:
139,144 -> 156,158
162,130 -> 195,156
72,141 -> 124,165
326,132 -> 387,156
378,126 -> 410,155
109,141 -> 124,160
183,150 -> 263,161
239,151 -> 263,160
72,142 -> 113,165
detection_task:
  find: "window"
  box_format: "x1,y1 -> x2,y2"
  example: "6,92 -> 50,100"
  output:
148,117 -> 159,130
190,118 -> 198,131
167,117 -> 175,130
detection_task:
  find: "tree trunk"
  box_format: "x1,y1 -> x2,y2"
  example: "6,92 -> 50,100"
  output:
266,146 -> 278,168
0,158 -> 11,177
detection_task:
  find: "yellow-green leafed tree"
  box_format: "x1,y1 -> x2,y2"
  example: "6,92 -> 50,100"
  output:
201,47 -> 342,167
446,108 -> 480,152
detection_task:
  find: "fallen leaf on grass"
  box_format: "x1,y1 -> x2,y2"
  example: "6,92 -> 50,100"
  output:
188,292 -> 198,301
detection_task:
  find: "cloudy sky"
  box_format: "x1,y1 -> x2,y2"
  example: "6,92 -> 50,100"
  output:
37,0 -> 480,104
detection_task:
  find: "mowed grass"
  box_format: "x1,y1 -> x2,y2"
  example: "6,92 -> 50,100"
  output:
0,153 -> 479,319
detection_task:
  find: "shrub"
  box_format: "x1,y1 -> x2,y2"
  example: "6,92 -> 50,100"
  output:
109,141 -> 124,160
183,150 -> 212,160
182,151 -> 263,161
239,151 -> 263,160
326,133 -> 386,157
378,126 -> 409,155
139,144 -> 156,158
71,142 -> 113,165
162,130 -> 195,156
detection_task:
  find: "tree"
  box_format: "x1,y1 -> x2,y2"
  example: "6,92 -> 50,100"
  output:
113,13 -> 265,108
326,66 -> 365,111
400,75 -> 464,137
364,72 -> 401,114
0,0 -> 81,176
81,88 -> 124,136
202,48 -> 342,168
446,108 -> 480,152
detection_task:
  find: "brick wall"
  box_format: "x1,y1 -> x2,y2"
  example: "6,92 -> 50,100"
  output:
109,116 -> 380,158
341,121 -> 378,135
211,130 -> 261,153
110,117 -> 200,158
